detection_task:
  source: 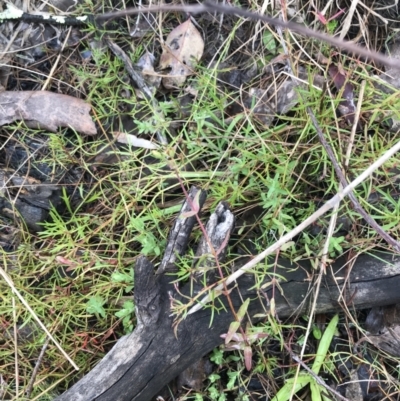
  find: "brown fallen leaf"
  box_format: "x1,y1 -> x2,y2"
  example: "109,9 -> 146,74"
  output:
159,18 -> 204,89
0,91 -> 97,135
328,64 -> 360,129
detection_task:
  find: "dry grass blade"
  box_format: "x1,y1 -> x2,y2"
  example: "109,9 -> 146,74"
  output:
345,80 -> 366,168
12,296 -> 18,397
339,0 -> 360,39
25,337 -> 50,398
295,186 -> 341,392
289,351 -> 351,401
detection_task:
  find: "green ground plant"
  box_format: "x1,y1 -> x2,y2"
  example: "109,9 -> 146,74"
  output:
1,0 -> 400,399
271,314 -> 339,401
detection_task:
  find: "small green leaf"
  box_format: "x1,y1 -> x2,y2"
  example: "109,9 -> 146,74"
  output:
227,370 -> 239,390
210,348 -> 224,365
237,298 -> 250,321
115,300 -> 135,319
262,31 -> 277,53
208,373 -> 221,384
312,324 -> 322,340
271,375 -> 311,401
326,19 -> 338,34
225,321 -> 240,344
208,385 -> 219,401
218,392 -> 226,401
111,271 -> 132,283
312,314 -> 338,375
86,296 -> 106,318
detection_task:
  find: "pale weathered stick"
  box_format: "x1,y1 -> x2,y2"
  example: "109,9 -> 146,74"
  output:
188,138 -> 400,314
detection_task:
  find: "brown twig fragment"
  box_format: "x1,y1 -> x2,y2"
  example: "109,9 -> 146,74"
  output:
25,337 -> 50,398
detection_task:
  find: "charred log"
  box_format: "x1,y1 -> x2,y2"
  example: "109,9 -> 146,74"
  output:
55,188 -> 400,401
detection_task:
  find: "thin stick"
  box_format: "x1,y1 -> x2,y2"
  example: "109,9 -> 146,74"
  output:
25,337 -> 50,398
12,296 -> 19,397
96,1 -> 400,71
297,188 -> 341,376
339,0 -> 360,39
2,2 -> 399,70
42,27 -> 72,91
188,137 -> 400,314
275,22 -> 342,393
290,351 -> 351,401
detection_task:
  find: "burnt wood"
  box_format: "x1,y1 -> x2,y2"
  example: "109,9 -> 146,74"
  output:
54,189 -> 400,401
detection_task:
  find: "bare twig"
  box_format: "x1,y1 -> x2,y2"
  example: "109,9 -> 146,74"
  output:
188,138 -> 400,314
25,337 -> 50,398
344,80 -> 366,168
12,296 -> 18,397
2,1 -> 398,70
96,1 -> 400,71
42,28 -> 72,91
105,38 -> 153,100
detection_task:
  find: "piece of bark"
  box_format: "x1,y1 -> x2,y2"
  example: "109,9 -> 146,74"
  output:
157,186 -> 207,274
192,201 -> 234,285
0,91 -> 97,135
194,201 -> 235,266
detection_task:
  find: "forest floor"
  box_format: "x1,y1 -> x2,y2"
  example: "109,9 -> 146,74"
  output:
1,0 -> 400,400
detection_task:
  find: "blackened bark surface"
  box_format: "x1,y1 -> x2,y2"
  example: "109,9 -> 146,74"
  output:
54,251 -> 400,401
157,186 -> 207,274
